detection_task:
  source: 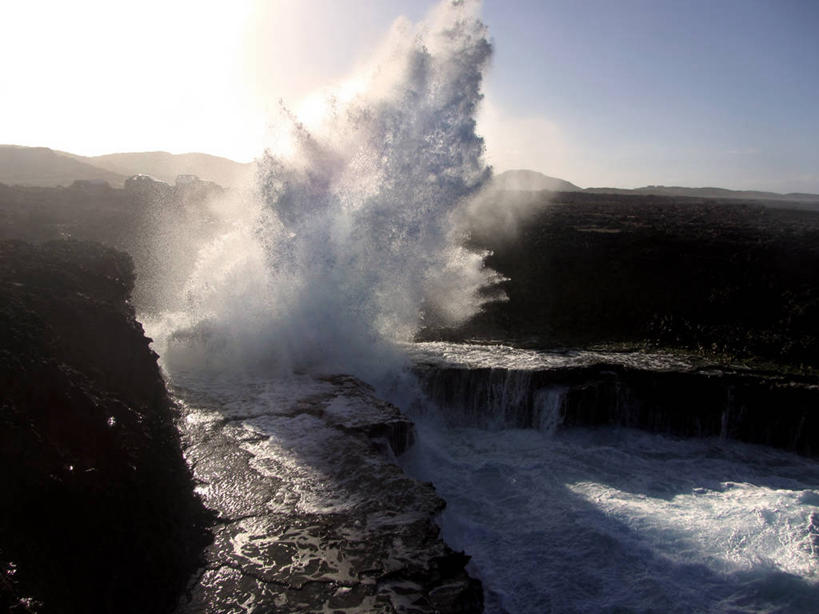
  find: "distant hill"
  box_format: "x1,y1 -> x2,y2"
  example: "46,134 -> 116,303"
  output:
0,145 -> 255,188
0,145 -> 127,187
3,146 -> 817,205
585,184 -> 819,204
83,151 -> 255,188
492,169 -> 581,192
493,168 -> 819,209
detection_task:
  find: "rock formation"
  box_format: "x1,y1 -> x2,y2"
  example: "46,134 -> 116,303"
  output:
0,240 -> 209,613
172,373 -> 483,613
415,355 -> 818,456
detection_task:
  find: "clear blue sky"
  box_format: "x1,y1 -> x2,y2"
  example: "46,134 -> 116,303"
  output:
479,0 -> 819,192
3,0 -> 817,192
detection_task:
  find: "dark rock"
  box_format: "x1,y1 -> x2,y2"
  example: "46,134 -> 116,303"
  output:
0,240 -> 210,613
415,359 -> 819,456
0,182 -> 224,313
427,193 -> 819,368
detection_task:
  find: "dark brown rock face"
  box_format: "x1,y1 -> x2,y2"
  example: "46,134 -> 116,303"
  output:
0,240 -> 209,613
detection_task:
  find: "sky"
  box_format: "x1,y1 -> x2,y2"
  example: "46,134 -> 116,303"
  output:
1,0 -> 817,192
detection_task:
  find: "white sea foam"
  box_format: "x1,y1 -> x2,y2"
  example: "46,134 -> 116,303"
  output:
408,340 -> 697,371
401,423 -> 819,613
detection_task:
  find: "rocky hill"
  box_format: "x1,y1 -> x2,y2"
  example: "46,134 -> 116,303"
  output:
0,146 -> 254,188
0,146 -> 127,187
84,151 -> 254,187
492,169 -> 581,192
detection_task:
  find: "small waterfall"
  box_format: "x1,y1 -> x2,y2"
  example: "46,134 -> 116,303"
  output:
402,348 -> 819,614
413,355 -> 818,456
417,365 -> 569,433
534,387 -> 566,435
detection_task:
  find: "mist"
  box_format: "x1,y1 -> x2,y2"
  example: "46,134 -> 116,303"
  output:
147,0 -> 501,384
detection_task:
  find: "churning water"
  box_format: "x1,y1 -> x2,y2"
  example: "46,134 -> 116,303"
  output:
401,419 -> 819,613
396,343 -> 819,613
142,1 -> 819,612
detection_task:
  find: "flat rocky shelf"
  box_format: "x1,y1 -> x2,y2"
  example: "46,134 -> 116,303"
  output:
171,372 -> 482,614
410,343 -> 818,457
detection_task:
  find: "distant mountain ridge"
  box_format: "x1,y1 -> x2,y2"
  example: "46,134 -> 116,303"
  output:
492,169 -> 581,192
495,169 -> 819,204
80,151 -> 254,187
0,145 -> 254,188
2,146 -> 817,204
585,184 -> 819,203
0,145 -> 128,187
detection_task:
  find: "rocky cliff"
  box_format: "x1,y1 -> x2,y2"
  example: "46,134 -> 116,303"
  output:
172,373 -> 483,613
0,240 -> 209,613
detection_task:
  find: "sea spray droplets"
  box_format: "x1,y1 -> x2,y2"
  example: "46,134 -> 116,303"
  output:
159,1 -> 500,381
257,1 -> 494,338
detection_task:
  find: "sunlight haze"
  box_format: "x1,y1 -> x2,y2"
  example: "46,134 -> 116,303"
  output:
2,0 -> 817,192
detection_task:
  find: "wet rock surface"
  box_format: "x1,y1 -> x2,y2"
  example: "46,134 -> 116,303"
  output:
0,240 -> 209,613
411,344 -> 818,456
171,373 -> 482,613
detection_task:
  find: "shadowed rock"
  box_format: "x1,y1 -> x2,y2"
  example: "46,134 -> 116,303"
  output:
0,240 -> 210,613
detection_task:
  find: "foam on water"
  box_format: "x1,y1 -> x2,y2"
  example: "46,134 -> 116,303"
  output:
408,340 -> 698,372
400,421 -> 819,613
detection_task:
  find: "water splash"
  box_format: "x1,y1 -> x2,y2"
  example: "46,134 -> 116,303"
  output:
151,1 -> 501,382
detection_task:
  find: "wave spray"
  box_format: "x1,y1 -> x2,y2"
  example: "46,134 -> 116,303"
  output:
152,1 -> 499,383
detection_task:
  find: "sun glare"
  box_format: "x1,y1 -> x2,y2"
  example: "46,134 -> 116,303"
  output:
1,1 -> 430,163
2,1 -> 451,163
1,0 -> 261,160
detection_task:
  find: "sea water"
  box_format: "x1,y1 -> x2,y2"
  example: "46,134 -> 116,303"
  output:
399,347 -> 819,614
